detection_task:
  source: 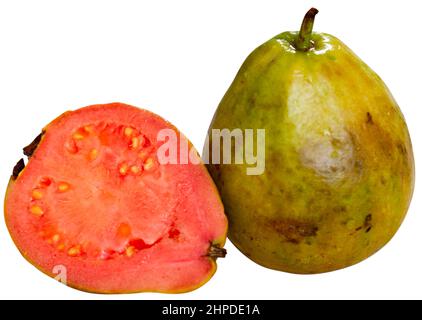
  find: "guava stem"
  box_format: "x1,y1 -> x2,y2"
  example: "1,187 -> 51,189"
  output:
295,7 -> 319,51
12,158 -> 25,180
23,132 -> 44,157
207,244 -> 227,259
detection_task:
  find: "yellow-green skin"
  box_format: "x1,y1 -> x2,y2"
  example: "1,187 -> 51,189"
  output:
206,32 -> 415,274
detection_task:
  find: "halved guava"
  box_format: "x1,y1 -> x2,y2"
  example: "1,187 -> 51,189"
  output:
5,103 -> 227,294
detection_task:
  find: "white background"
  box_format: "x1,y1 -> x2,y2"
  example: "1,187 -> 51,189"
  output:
0,0 -> 420,300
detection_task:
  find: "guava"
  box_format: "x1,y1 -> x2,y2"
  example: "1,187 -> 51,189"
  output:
5,102 -> 227,293
205,8 -> 414,274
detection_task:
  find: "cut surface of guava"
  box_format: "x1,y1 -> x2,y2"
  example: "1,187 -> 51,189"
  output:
5,103 -> 227,293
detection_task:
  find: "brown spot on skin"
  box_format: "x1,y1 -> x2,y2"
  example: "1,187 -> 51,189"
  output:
331,138 -> 342,148
12,158 -> 25,180
270,219 -> 318,244
355,214 -> 372,233
354,160 -> 363,173
285,191 -> 294,202
23,132 -> 44,157
248,96 -> 256,106
366,112 -> 374,125
330,166 -> 338,172
318,189 -> 332,196
335,205 -> 347,213
397,143 -> 407,156
335,69 -> 343,77
364,214 -> 372,227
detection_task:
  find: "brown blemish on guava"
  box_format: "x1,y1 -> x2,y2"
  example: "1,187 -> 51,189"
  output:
12,158 -> 25,180
354,159 -> 363,172
335,205 -> 347,213
364,214 -> 372,227
318,188 -> 332,196
397,142 -> 407,156
270,219 -> 318,244
23,132 -> 44,157
335,68 -> 343,77
285,191 -> 294,202
364,214 -> 372,233
366,112 -> 374,125
355,214 -> 372,233
248,96 -> 256,106
330,138 -> 343,148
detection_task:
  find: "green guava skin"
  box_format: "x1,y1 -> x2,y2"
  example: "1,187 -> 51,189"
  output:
205,31 -> 415,274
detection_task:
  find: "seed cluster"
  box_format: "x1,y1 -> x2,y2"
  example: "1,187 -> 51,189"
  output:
65,123 -> 157,176
29,176 -> 80,256
28,122 -> 162,259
